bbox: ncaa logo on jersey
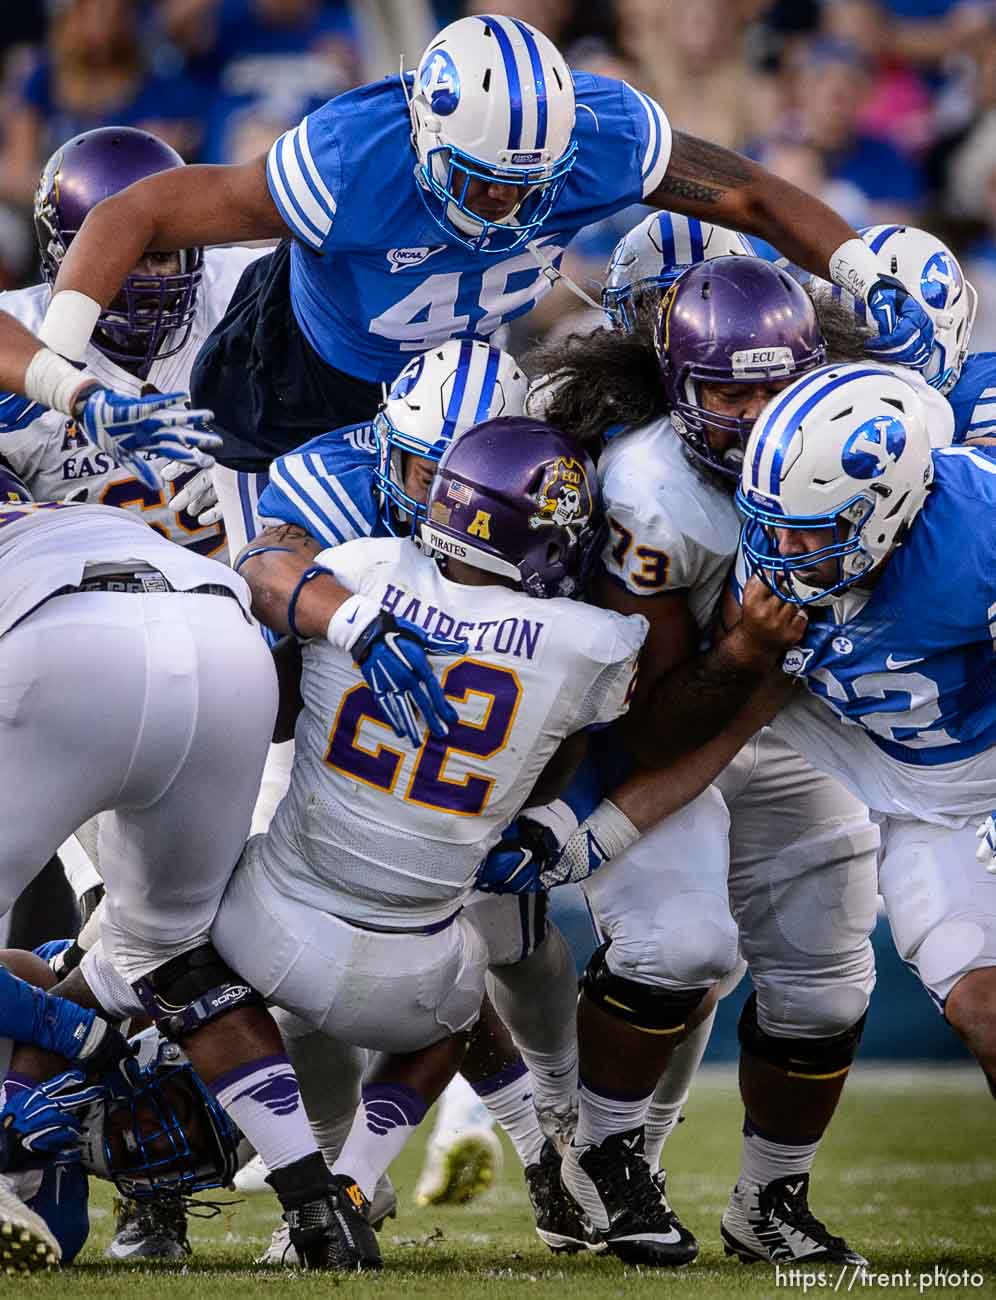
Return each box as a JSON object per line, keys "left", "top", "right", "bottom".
{"left": 920, "top": 251, "right": 962, "bottom": 310}
{"left": 420, "top": 49, "right": 461, "bottom": 116}
{"left": 782, "top": 647, "right": 814, "bottom": 675}
{"left": 841, "top": 416, "right": 906, "bottom": 480}
{"left": 387, "top": 246, "right": 446, "bottom": 273}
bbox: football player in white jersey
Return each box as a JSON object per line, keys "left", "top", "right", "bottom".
{"left": 489, "top": 251, "right": 884, "bottom": 1268}
{"left": 218, "top": 417, "right": 648, "bottom": 1272}
{"left": 0, "top": 125, "right": 267, "bottom": 555}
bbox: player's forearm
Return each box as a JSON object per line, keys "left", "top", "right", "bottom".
{"left": 0, "top": 310, "right": 97, "bottom": 414}
{"left": 624, "top": 627, "right": 775, "bottom": 767}
{"left": 236, "top": 525, "right": 353, "bottom": 638}
{"left": 611, "top": 669, "right": 795, "bottom": 828}
{"left": 648, "top": 131, "right": 855, "bottom": 281}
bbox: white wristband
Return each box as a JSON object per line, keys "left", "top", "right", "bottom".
{"left": 38, "top": 289, "right": 102, "bottom": 363}
{"left": 326, "top": 592, "right": 382, "bottom": 655}
{"left": 828, "top": 238, "right": 885, "bottom": 304}
{"left": 23, "top": 347, "right": 98, "bottom": 417}
{"left": 583, "top": 798, "right": 641, "bottom": 860}
{"left": 522, "top": 799, "right": 580, "bottom": 847}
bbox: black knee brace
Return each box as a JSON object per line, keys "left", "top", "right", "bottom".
{"left": 582, "top": 941, "right": 709, "bottom": 1034}
{"left": 738, "top": 992, "right": 867, "bottom": 1079}
{"left": 133, "top": 943, "right": 263, "bottom": 1041}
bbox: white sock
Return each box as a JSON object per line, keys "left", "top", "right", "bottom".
{"left": 739, "top": 1127, "right": 821, "bottom": 1187}
{"left": 645, "top": 1007, "right": 717, "bottom": 1169}
{"left": 211, "top": 1055, "right": 318, "bottom": 1174}
{"left": 473, "top": 1063, "right": 543, "bottom": 1167}
{"left": 332, "top": 1083, "right": 428, "bottom": 1201}
{"left": 575, "top": 1080, "right": 651, "bottom": 1149}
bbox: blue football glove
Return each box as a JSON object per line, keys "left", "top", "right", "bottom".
{"left": 0, "top": 390, "right": 45, "bottom": 431}
{"left": 37, "top": 994, "right": 133, "bottom": 1078}
{"left": 78, "top": 388, "right": 220, "bottom": 491}
{"left": 0, "top": 1070, "right": 104, "bottom": 1169}
{"left": 976, "top": 812, "right": 996, "bottom": 872}
{"left": 864, "top": 275, "right": 935, "bottom": 370}
{"left": 351, "top": 611, "right": 468, "bottom": 747}
{"left": 32, "top": 939, "right": 73, "bottom": 965}
{"left": 477, "top": 815, "right": 566, "bottom": 894}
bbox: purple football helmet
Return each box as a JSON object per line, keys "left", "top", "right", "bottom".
{"left": 34, "top": 126, "right": 202, "bottom": 370}
{"left": 659, "top": 257, "right": 825, "bottom": 482}
{"left": 420, "top": 417, "right": 601, "bottom": 599}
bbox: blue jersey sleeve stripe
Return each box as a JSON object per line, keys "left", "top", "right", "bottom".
{"left": 286, "top": 132, "right": 336, "bottom": 240}
{"left": 280, "top": 456, "right": 365, "bottom": 543}
{"left": 295, "top": 118, "right": 337, "bottom": 222}
{"left": 509, "top": 17, "right": 547, "bottom": 149}
{"left": 301, "top": 451, "right": 372, "bottom": 537}
{"left": 269, "top": 458, "right": 349, "bottom": 548}
{"left": 632, "top": 88, "right": 671, "bottom": 196}
{"left": 267, "top": 133, "right": 325, "bottom": 249}
{"left": 483, "top": 16, "right": 523, "bottom": 149}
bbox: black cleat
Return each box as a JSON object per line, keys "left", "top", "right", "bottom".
{"left": 284, "top": 1174, "right": 382, "bottom": 1272}
{"left": 721, "top": 1174, "right": 867, "bottom": 1266}
{"left": 105, "top": 1196, "right": 190, "bottom": 1261}
{"left": 561, "top": 1127, "right": 699, "bottom": 1267}
{"left": 524, "top": 1139, "right": 590, "bottom": 1254}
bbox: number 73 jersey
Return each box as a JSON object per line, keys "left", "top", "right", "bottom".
{"left": 257, "top": 537, "right": 647, "bottom": 930}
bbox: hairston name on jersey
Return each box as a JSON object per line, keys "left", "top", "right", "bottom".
{"left": 381, "top": 581, "right": 544, "bottom": 661}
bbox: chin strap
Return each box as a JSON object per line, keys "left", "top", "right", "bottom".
{"left": 525, "top": 240, "right": 605, "bottom": 315}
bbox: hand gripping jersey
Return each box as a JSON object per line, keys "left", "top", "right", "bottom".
{"left": 255, "top": 536, "right": 646, "bottom": 929}
{"left": 0, "top": 247, "right": 265, "bottom": 557}
{"left": 946, "top": 352, "right": 996, "bottom": 444}
{"left": 0, "top": 501, "right": 250, "bottom": 639}
{"left": 256, "top": 421, "right": 380, "bottom": 547}
{"left": 742, "top": 446, "right": 996, "bottom": 823}
{"left": 265, "top": 71, "right": 670, "bottom": 382}
{"left": 598, "top": 416, "right": 742, "bottom": 634}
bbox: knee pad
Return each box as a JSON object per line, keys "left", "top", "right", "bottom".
{"left": 751, "top": 943, "right": 875, "bottom": 1040}
{"left": 582, "top": 941, "right": 709, "bottom": 1034}
{"left": 133, "top": 943, "right": 263, "bottom": 1040}
{"left": 601, "top": 910, "right": 739, "bottom": 991}
{"left": 738, "top": 991, "right": 867, "bottom": 1079}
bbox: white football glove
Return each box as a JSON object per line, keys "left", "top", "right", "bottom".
{"left": 161, "top": 462, "right": 222, "bottom": 526}
{"left": 976, "top": 813, "right": 996, "bottom": 872}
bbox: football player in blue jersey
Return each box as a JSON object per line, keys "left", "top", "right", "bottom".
{"left": 29, "top": 13, "right": 933, "bottom": 486}
{"left": 737, "top": 362, "right": 996, "bottom": 1118}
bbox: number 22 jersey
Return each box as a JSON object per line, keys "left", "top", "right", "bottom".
{"left": 256, "top": 536, "right": 647, "bottom": 929}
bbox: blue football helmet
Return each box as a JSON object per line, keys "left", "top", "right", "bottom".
{"left": 80, "top": 1033, "right": 239, "bottom": 1201}
{"left": 408, "top": 16, "right": 577, "bottom": 253}
{"left": 602, "top": 211, "right": 754, "bottom": 332}
{"left": 374, "top": 337, "right": 528, "bottom": 537}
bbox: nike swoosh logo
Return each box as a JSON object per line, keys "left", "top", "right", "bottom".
{"left": 345, "top": 608, "right": 359, "bottom": 625}
{"left": 886, "top": 654, "right": 923, "bottom": 670}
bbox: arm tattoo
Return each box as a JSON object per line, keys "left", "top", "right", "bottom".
{"left": 256, "top": 522, "right": 321, "bottom": 553}
{"left": 652, "top": 131, "right": 754, "bottom": 208}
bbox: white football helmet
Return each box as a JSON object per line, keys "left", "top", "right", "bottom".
{"left": 861, "top": 225, "right": 977, "bottom": 394}
{"left": 738, "top": 362, "right": 933, "bottom": 605}
{"left": 375, "top": 338, "right": 528, "bottom": 535}
{"left": 602, "top": 210, "right": 754, "bottom": 331}
{"left": 408, "top": 15, "right": 577, "bottom": 253}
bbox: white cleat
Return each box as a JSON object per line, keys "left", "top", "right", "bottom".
{"left": 413, "top": 1127, "right": 503, "bottom": 1207}
{"left": 234, "top": 1153, "right": 272, "bottom": 1194}
{"left": 721, "top": 1175, "right": 867, "bottom": 1266}
{"left": 0, "top": 1174, "right": 61, "bottom": 1275}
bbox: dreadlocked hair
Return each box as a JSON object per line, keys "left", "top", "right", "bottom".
{"left": 524, "top": 322, "right": 664, "bottom": 444}
{"left": 809, "top": 286, "right": 874, "bottom": 363}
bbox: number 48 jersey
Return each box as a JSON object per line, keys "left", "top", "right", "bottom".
{"left": 257, "top": 536, "right": 647, "bottom": 929}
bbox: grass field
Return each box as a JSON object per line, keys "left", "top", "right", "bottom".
{"left": 16, "top": 1065, "right": 996, "bottom": 1298}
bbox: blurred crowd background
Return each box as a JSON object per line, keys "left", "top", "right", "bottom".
{"left": 3, "top": 0, "right": 996, "bottom": 346}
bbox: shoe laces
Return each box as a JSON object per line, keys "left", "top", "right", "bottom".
{"left": 768, "top": 1179, "right": 847, "bottom": 1250}
{"left": 590, "top": 1138, "right": 671, "bottom": 1224}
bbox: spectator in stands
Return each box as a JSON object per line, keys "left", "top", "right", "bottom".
{"left": 0, "top": 0, "right": 201, "bottom": 205}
